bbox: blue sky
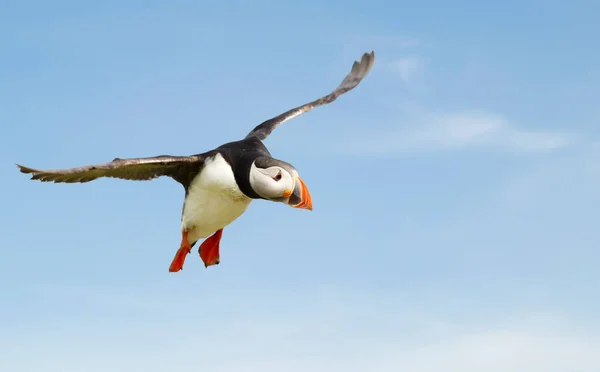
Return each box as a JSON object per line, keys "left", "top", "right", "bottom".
{"left": 2, "top": 1, "right": 600, "bottom": 371}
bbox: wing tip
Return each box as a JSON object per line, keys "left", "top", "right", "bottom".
{"left": 15, "top": 163, "right": 34, "bottom": 174}
{"left": 335, "top": 49, "right": 376, "bottom": 92}
{"left": 358, "top": 50, "right": 375, "bottom": 73}
{"left": 16, "top": 163, "right": 56, "bottom": 182}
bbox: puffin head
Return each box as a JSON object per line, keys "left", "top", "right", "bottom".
{"left": 248, "top": 156, "right": 312, "bottom": 210}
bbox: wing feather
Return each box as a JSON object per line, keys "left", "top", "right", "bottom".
{"left": 16, "top": 154, "right": 205, "bottom": 185}
{"left": 245, "top": 50, "right": 375, "bottom": 141}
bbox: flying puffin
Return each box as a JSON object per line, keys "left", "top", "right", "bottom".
{"left": 16, "top": 51, "right": 375, "bottom": 272}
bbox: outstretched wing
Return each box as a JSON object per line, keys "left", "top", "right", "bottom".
{"left": 16, "top": 154, "right": 205, "bottom": 185}
{"left": 245, "top": 50, "right": 375, "bottom": 141}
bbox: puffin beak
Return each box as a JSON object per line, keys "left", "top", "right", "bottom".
{"left": 288, "top": 176, "right": 312, "bottom": 210}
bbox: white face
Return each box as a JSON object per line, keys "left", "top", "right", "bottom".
{"left": 249, "top": 162, "right": 297, "bottom": 201}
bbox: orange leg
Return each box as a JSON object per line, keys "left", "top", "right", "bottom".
{"left": 169, "top": 230, "right": 192, "bottom": 272}
{"left": 199, "top": 229, "right": 223, "bottom": 268}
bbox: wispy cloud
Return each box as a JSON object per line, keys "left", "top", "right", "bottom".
{"left": 349, "top": 110, "right": 575, "bottom": 155}
{"left": 391, "top": 56, "right": 425, "bottom": 83}
{"left": 7, "top": 321, "right": 599, "bottom": 372}
{"left": 3, "top": 286, "right": 600, "bottom": 372}
{"left": 334, "top": 43, "right": 579, "bottom": 156}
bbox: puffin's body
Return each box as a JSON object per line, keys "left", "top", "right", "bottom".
{"left": 16, "top": 51, "right": 375, "bottom": 272}
{"left": 175, "top": 137, "right": 278, "bottom": 269}
{"left": 182, "top": 151, "right": 252, "bottom": 243}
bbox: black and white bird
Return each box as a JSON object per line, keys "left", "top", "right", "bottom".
{"left": 16, "top": 51, "right": 375, "bottom": 272}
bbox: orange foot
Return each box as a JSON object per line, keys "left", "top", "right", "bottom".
{"left": 199, "top": 229, "right": 223, "bottom": 268}
{"left": 169, "top": 230, "right": 192, "bottom": 272}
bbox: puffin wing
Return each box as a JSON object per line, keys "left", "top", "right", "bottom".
{"left": 245, "top": 50, "right": 375, "bottom": 141}
{"left": 16, "top": 155, "right": 205, "bottom": 185}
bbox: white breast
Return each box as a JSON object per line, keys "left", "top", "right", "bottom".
{"left": 181, "top": 153, "right": 252, "bottom": 243}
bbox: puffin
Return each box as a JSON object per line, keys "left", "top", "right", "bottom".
{"left": 16, "top": 50, "right": 375, "bottom": 272}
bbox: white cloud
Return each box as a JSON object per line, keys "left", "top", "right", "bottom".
{"left": 351, "top": 110, "right": 574, "bottom": 155}
{"left": 390, "top": 327, "right": 600, "bottom": 372}
{"left": 2, "top": 286, "right": 600, "bottom": 372}
{"left": 391, "top": 56, "right": 424, "bottom": 83}
{"left": 3, "top": 310, "right": 600, "bottom": 372}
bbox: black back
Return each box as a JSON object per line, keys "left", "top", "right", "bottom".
{"left": 208, "top": 137, "right": 272, "bottom": 200}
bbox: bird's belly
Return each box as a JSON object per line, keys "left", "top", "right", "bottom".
{"left": 182, "top": 189, "right": 252, "bottom": 242}
{"left": 180, "top": 153, "right": 252, "bottom": 243}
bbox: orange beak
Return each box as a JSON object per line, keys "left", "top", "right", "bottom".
{"left": 289, "top": 176, "right": 313, "bottom": 211}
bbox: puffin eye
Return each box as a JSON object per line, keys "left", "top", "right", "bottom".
{"left": 273, "top": 171, "right": 282, "bottom": 181}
